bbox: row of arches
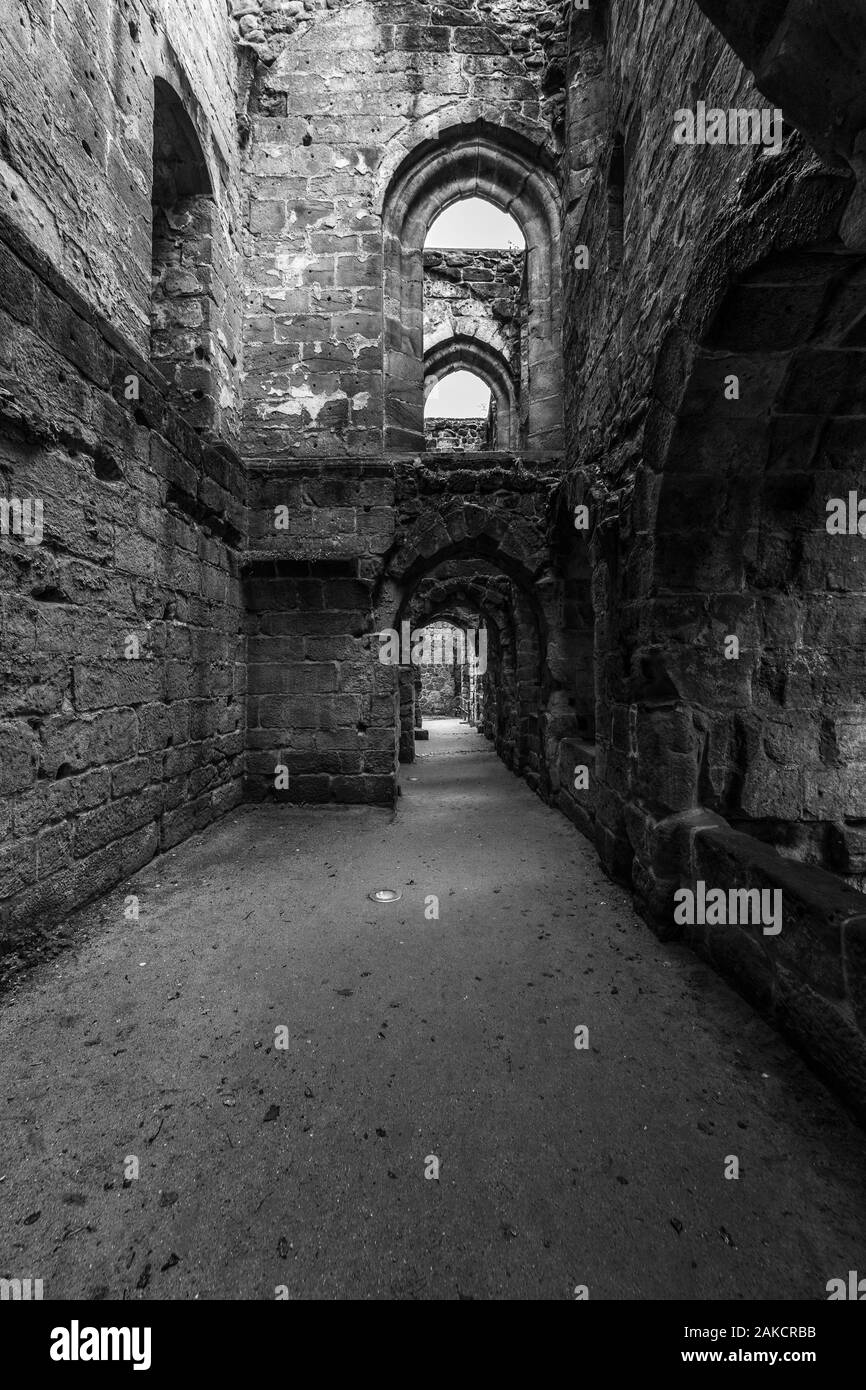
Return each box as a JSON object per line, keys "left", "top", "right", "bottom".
{"left": 385, "top": 213, "right": 866, "bottom": 904}
{"left": 629, "top": 228, "right": 866, "bottom": 887}
{"left": 375, "top": 479, "right": 592, "bottom": 798}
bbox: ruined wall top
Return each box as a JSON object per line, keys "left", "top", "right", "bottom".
{"left": 241, "top": 0, "right": 569, "bottom": 461}
{"left": 1, "top": 0, "right": 240, "bottom": 358}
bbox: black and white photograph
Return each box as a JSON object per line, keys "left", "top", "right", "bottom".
{"left": 0, "top": 0, "right": 864, "bottom": 1350}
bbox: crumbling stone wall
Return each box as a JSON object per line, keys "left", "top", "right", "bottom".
{"left": 0, "top": 0, "right": 244, "bottom": 441}
{"left": 0, "top": 215, "right": 246, "bottom": 963}
{"left": 426, "top": 417, "right": 490, "bottom": 451}
{"left": 0, "top": 0, "right": 246, "bottom": 958}
{"left": 423, "top": 249, "right": 523, "bottom": 369}
{"left": 236, "top": 0, "right": 568, "bottom": 810}
{"left": 241, "top": 0, "right": 568, "bottom": 458}
{"left": 556, "top": 0, "right": 866, "bottom": 1105}
{"left": 561, "top": 0, "right": 860, "bottom": 888}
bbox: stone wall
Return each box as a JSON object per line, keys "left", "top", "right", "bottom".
{"left": 0, "top": 0, "right": 245, "bottom": 441}
{"left": 562, "top": 0, "right": 814, "bottom": 472}
{"left": 0, "top": 0, "right": 246, "bottom": 959}
{"left": 244, "top": 460, "right": 399, "bottom": 804}
{"left": 694, "top": 0, "right": 866, "bottom": 245}
{"left": 0, "top": 211, "right": 246, "bottom": 963}
{"left": 418, "top": 624, "right": 463, "bottom": 716}
{"left": 561, "top": 0, "right": 863, "bottom": 894}
{"left": 243, "top": 556, "right": 399, "bottom": 806}
{"left": 425, "top": 417, "right": 490, "bottom": 451}
{"left": 423, "top": 248, "right": 523, "bottom": 368}
{"left": 554, "top": 0, "right": 866, "bottom": 1110}
{"left": 241, "top": 0, "right": 567, "bottom": 459}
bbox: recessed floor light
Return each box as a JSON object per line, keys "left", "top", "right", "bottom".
{"left": 368, "top": 889, "right": 402, "bottom": 903}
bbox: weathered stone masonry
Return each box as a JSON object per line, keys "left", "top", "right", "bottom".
{"left": 2, "top": 0, "right": 866, "bottom": 1117}
{"left": 0, "top": 207, "right": 246, "bottom": 966}
{"left": 0, "top": 0, "right": 247, "bottom": 973}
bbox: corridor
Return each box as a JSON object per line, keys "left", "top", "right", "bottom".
{"left": 1, "top": 721, "right": 863, "bottom": 1300}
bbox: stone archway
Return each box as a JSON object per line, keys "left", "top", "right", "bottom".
{"left": 377, "top": 459, "right": 562, "bottom": 788}
{"left": 423, "top": 335, "right": 519, "bottom": 451}
{"left": 587, "top": 159, "right": 859, "bottom": 890}
{"left": 638, "top": 239, "right": 866, "bottom": 887}
{"left": 404, "top": 565, "right": 524, "bottom": 770}
{"left": 394, "top": 556, "right": 546, "bottom": 787}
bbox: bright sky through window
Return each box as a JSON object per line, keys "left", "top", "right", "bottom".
{"left": 425, "top": 197, "right": 525, "bottom": 250}
{"left": 425, "top": 370, "right": 492, "bottom": 418}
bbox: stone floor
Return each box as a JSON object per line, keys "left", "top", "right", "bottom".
{"left": 0, "top": 720, "right": 863, "bottom": 1300}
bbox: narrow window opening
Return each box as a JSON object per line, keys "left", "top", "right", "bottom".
{"left": 150, "top": 78, "right": 216, "bottom": 431}
{"left": 424, "top": 370, "right": 492, "bottom": 451}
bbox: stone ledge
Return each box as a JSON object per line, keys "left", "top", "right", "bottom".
{"left": 637, "top": 807, "right": 866, "bottom": 1119}
{"left": 243, "top": 556, "right": 362, "bottom": 578}
{"left": 0, "top": 219, "right": 248, "bottom": 542}
{"left": 243, "top": 451, "right": 566, "bottom": 474}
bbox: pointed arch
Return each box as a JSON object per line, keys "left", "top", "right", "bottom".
{"left": 424, "top": 335, "right": 518, "bottom": 450}
{"left": 382, "top": 121, "right": 563, "bottom": 452}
